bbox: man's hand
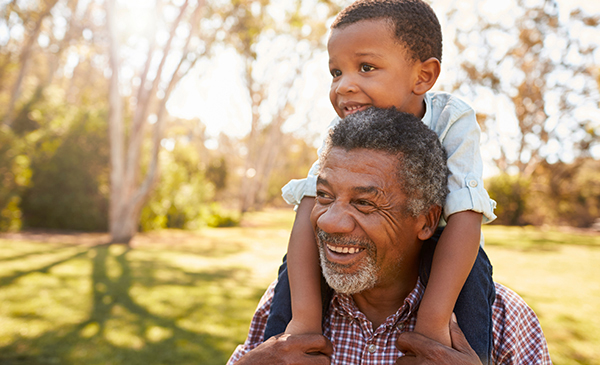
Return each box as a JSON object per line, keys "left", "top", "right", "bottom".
{"left": 395, "top": 314, "right": 482, "bottom": 365}
{"left": 237, "top": 333, "right": 333, "bottom": 365}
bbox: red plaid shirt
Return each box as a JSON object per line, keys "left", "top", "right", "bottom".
{"left": 228, "top": 280, "right": 552, "bottom": 364}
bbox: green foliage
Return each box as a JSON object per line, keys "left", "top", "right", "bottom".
{"left": 527, "top": 159, "right": 600, "bottom": 227}
{"left": 486, "top": 159, "right": 600, "bottom": 227}
{"left": 205, "top": 203, "right": 240, "bottom": 228}
{"left": 20, "top": 110, "right": 110, "bottom": 231}
{"left": 486, "top": 173, "right": 531, "bottom": 225}
{"left": 0, "top": 127, "right": 31, "bottom": 231}
{"left": 206, "top": 157, "right": 228, "bottom": 193}
{"left": 140, "top": 143, "right": 239, "bottom": 231}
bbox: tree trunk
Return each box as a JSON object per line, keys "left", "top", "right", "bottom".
{"left": 106, "top": 0, "right": 128, "bottom": 243}
{"left": 105, "top": 0, "right": 201, "bottom": 244}
{"left": 2, "top": 0, "right": 59, "bottom": 127}
{"left": 239, "top": 67, "right": 263, "bottom": 213}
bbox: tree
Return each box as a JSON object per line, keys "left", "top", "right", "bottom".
{"left": 1, "top": 0, "right": 60, "bottom": 127}
{"left": 20, "top": 110, "right": 110, "bottom": 231}
{"left": 528, "top": 158, "right": 600, "bottom": 227}
{"left": 446, "top": 0, "right": 600, "bottom": 176}
{"left": 218, "top": 0, "right": 340, "bottom": 213}
{"left": 105, "top": 0, "right": 215, "bottom": 243}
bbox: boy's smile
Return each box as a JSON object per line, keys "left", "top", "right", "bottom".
{"left": 328, "top": 19, "right": 426, "bottom": 119}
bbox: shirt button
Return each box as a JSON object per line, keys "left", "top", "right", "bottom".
{"left": 396, "top": 323, "right": 405, "bottom": 330}
{"left": 468, "top": 180, "right": 478, "bottom": 188}
{"left": 367, "top": 344, "right": 377, "bottom": 353}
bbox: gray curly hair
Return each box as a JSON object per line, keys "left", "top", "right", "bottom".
{"left": 320, "top": 107, "right": 449, "bottom": 217}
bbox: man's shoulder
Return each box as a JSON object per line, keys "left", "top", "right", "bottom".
{"left": 227, "top": 281, "right": 276, "bottom": 364}
{"left": 492, "top": 283, "right": 538, "bottom": 333}
{"left": 494, "top": 283, "right": 532, "bottom": 310}
{"left": 491, "top": 283, "right": 552, "bottom": 364}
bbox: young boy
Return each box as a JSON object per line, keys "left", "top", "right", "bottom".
{"left": 264, "top": 0, "right": 497, "bottom": 363}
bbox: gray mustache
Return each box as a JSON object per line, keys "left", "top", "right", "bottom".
{"left": 316, "top": 229, "right": 373, "bottom": 250}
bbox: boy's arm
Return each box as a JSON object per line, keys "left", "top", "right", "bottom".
{"left": 414, "top": 210, "right": 482, "bottom": 346}
{"left": 280, "top": 117, "right": 341, "bottom": 335}
{"left": 285, "top": 197, "right": 323, "bottom": 334}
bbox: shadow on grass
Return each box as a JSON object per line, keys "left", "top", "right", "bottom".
{"left": 0, "top": 245, "right": 85, "bottom": 263}
{"left": 0, "top": 243, "right": 263, "bottom": 365}
{"left": 0, "top": 250, "right": 89, "bottom": 287}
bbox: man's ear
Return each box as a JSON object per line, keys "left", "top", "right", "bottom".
{"left": 416, "top": 205, "right": 442, "bottom": 241}
{"left": 413, "top": 57, "right": 441, "bottom": 96}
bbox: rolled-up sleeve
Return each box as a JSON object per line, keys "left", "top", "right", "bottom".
{"left": 281, "top": 117, "right": 341, "bottom": 206}
{"left": 431, "top": 95, "right": 497, "bottom": 223}
{"left": 281, "top": 160, "right": 320, "bottom": 206}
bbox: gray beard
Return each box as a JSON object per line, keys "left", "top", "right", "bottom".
{"left": 316, "top": 229, "right": 379, "bottom": 295}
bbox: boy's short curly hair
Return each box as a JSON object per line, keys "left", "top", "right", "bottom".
{"left": 331, "top": 0, "right": 442, "bottom": 63}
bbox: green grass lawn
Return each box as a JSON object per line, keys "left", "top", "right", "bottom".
{"left": 482, "top": 225, "right": 600, "bottom": 365}
{"left": 0, "top": 209, "right": 598, "bottom": 364}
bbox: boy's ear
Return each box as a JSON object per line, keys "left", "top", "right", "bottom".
{"left": 413, "top": 57, "right": 441, "bottom": 96}
{"left": 416, "top": 205, "right": 442, "bottom": 241}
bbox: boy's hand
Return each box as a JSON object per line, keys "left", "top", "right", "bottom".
{"left": 285, "top": 317, "right": 323, "bottom": 335}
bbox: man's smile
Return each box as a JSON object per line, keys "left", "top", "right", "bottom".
{"left": 317, "top": 229, "right": 373, "bottom": 267}
{"left": 325, "top": 244, "right": 367, "bottom": 266}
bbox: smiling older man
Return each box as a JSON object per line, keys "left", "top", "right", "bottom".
{"left": 228, "top": 108, "right": 551, "bottom": 365}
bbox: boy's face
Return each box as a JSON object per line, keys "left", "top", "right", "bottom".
{"left": 328, "top": 19, "right": 425, "bottom": 119}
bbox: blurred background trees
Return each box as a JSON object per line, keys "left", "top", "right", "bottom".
{"left": 0, "top": 0, "right": 599, "bottom": 238}
{"left": 440, "top": 0, "right": 600, "bottom": 227}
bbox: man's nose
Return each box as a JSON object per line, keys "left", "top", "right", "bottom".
{"left": 316, "top": 202, "right": 356, "bottom": 234}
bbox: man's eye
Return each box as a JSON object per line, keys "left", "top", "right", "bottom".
{"left": 354, "top": 200, "right": 376, "bottom": 213}
{"left": 316, "top": 191, "right": 333, "bottom": 204}
{"left": 360, "top": 64, "right": 375, "bottom": 72}
{"left": 330, "top": 69, "right": 342, "bottom": 78}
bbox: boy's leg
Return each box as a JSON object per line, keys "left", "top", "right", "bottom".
{"left": 264, "top": 255, "right": 292, "bottom": 340}
{"left": 419, "top": 229, "right": 495, "bottom": 365}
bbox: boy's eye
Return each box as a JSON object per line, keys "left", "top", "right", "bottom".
{"left": 330, "top": 69, "right": 342, "bottom": 78}
{"left": 360, "top": 64, "right": 375, "bottom": 72}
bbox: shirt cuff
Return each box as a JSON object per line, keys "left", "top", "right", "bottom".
{"left": 444, "top": 177, "right": 497, "bottom": 224}
{"left": 281, "top": 175, "right": 317, "bottom": 206}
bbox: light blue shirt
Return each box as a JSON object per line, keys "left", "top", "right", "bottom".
{"left": 282, "top": 91, "right": 497, "bottom": 226}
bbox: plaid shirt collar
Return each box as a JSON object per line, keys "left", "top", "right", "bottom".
{"left": 331, "top": 278, "right": 424, "bottom": 331}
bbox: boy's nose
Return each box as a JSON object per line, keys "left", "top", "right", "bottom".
{"left": 316, "top": 202, "right": 356, "bottom": 235}
{"left": 335, "top": 75, "right": 358, "bottom": 94}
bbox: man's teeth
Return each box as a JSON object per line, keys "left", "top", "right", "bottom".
{"left": 327, "top": 244, "right": 362, "bottom": 254}
{"left": 346, "top": 105, "right": 360, "bottom": 111}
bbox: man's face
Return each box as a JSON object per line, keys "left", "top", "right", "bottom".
{"left": 327, "top": 19, "right": 424, "bottom": 120}
{"left": 310, "top": 147, "right": 425, "bottom": 294}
